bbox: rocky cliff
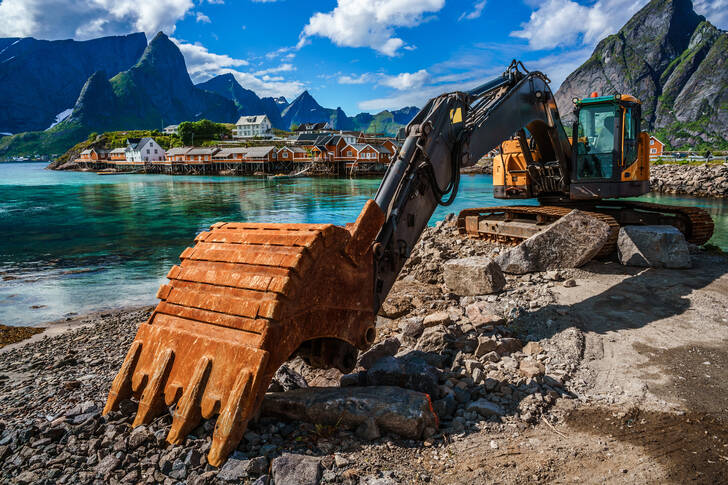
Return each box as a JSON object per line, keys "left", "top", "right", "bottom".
{"left": 0, "top": 33, "right": 147, "bottom": 134}
{"left": 554, "top": 0, "right": 728, "bottom": 149}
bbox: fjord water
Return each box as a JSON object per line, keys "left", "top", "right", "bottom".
{"left": 1, "top": 162, "right": 726, "bottom": 327}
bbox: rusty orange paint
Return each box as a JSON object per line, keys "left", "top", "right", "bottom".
{"left": 104, "top": 199, "right": 386, "bottom": 467}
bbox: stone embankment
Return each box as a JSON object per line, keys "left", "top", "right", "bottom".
{"left": 650, "top": 162, "right": 728, "bottom": 198}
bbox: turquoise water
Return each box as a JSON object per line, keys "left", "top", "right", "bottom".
{"left": 1, "top": 162, "right": 726, "bottom": 326}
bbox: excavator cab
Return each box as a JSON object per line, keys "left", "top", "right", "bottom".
{"left": 569, "top": 93, "right": 650, "bottom": 199}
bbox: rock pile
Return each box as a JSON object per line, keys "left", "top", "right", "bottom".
{"left": 650, "top": 163, "right": 728, "bottom": 198}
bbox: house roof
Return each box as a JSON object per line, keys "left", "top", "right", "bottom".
{"left": 347, "top": 143, "right": 368, "bottom": 152}
{"left": 166, "top": 147, "right": 191, "bottom": 156}
{"left": 368, "top": 144, "right": 392, "bottom": 154}
{"left": 278, "top": 146, "right": 307, "bottom": 154}
{"left": 214, "top": 148, "right": 248, "bottom": 158}
{"left": 649, "top": 135, "right": 664, "bottom": 145}
{"left": 109, "top": 148, "right": 126, "bottom": 154}
{"left": 164, "top": 124, "right": 179, "bottom": 130}
{"left": 126, "top": 137, "right": 158, "bottom": 151}
{"left": 295, "top": 122, "right": 330, "bottom": 132}
{"left": 289, "top": 133, "right": 320, "bottom": 143}
{"left": 187, "top": 147, "right": 220, "bottom": 155}
{"left": 236, "top": 115, "right": 269, "bottom": 125}
{"left": 80, "top": 149, "right": 92, "bottom": 155}
{"left": 245, "top": 146, "right": 276, "bottom": 158}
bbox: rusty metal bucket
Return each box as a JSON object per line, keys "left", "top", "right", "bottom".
{"left": 103, "top": 200, "right": 385, "bottom": 466}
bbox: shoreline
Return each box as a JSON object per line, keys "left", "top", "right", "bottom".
{"left": 0, "top": 305, "right": 154, "bottom": 354}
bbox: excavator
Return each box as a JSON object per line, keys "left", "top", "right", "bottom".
{"left": 103, "top": 60, "right": 714, "bottom": 466}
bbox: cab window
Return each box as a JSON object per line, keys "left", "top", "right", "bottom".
{"left": 623, "top": 107, "right": 638, "bottom": 165}
{"left": 575, "top": 103, "right": 617, "bottom": 179}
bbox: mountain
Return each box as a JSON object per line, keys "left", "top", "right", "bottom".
{"left": 555, "top": 0, "right": 728, "bottom": 149}
{"left": 0, "top": 32, "right": 237, "bottom": 157}
{"left": 197, "top": 74, "right": 285, "bottom": 128}
{"left": 280, "top": 90, "right": 333, "bottom": 128}
{"left": 264, "top": 96, "right": 289, "bottom": 112}
{"left": 0, "top": 33, "right": 147, "bottom": 134}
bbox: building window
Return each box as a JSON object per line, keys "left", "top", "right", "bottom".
{"left": 650, "top": 139, "right": 654, "bottom": 145}
{"left": 347, "top": 150, "right": 352, "bottom": 157}
{"left": 650, "top": 148, "right": 656, "bottom": 154}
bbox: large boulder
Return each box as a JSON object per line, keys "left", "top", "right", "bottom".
{"left": 365, "top": 354, "right": 441, "bottom": 397}
{"left": 617, "top": 225, "right": 691, "bottom": 268}
{"left": 261, "top": 386, "right": 439, "bottom": 439}
{"left": 443, "top": 257, "right": 506, "bottom": 295}
{"left": 495, "top": 210, "right": 611, "bottom": 273}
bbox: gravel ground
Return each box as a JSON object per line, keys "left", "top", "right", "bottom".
{"left": 1, "top": 221, "right": 726, "bottom": 484}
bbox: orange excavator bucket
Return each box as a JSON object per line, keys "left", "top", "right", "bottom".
{"left": 103, "top": 200, "right": 385, "bottom": 466}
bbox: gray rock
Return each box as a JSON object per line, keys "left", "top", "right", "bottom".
{"left": 95, "top": 454, "right": 121, "bottom": 477}
{"left": 262, "top": 386, "right": 438, "bottom": 439}
{"left": 355, "top": 418, "right": 381, "bottom": 440}
{"left": 366, "top": 354, "right": 440, "bottom": 396}
{"left": 475, "top": 337, "right": 498, "bottom": 357}
{"left": 252, "top": 475, "right": 270, "bottom": 485}
{"left": 218, "top": 457, "right": 259, "bottom": 482}
{"left": 467, "top": 399, "right": 505, "bottom": 417}
{"left": 617, "top": 225, "right": 691, "bottom": 268}
{"left": 271, "top": 453, "right": 322, "bottom": 485}
{"left": 443, "top": 257, "right": 506, "bottom": 295}
{"left": 401, "top": 318, "right": 424, "bottom": 341}
{"left": 432, "top": 394, "right": 457, "bottom": 418}
{"left": 268, "top": 364, "right": 308, "bottom": 392}
{"left": 358, "top": 337, "right": 401, "bottom": 369}
{"left": 415, "top": 325, "right": 457, "bottom": 353}
{"left": 496, "top": 210, "right": 611, "bottom": 273}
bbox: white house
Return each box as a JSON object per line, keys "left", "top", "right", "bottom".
{"left": 163, "top": 124, "right": 179, "bottom": 135}
{"left": 234, "top": 115, "right": 272, "bottom": 139}
{"left": 125, "top": 137, "right": 166, "bottom": 163}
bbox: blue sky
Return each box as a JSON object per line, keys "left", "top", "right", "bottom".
{"left": 1, "top": 0, "right": 726, "bottom": 115}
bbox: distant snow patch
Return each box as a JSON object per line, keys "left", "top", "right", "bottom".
{"left": 46, "top": 109, "right": 73, "bottom": 130}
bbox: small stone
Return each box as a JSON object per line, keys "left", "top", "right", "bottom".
{"left": 483, "top": 351, "right": 500, "bottom": 363}
{"left": 271, "top": 453, "right": 323, "bottom": 485}
{"left": 519, "top": 360, "right": 545, "bottom": 378}
{"left": 444, "top": 257, "right": 506, "bottom": 296}
{"left": 563, "top": 278, "right": 577, "bottom": 287}
{"left": 475, "top": 337, "right": 497, "bottom": 357}
{"left": 401, "top": 317, "right": 425, "bottom": 341}
{"left": 467, "top": 399, "right": 505, "bottom": 417}
{"left": 490, "top": 440, "right": 499, "bottom": 449}
{"left": 95, "top": 454, "right": 120, "bottom": 477}
{"left": 522, "top": 342, "right": 543, "bottom": 355}
{"left": 423, "top": 311, "right": 451, "bottom": 327}
{"left": 358, "top": 337, "right": 401, "bottom": 369}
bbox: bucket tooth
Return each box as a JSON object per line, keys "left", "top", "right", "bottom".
{"left": 209, "top": 368, "right": 256, "bottom": 467}
{"left": 103, "top": 340, "right": 142, "bottom": 414}
{"left": 132, "top": 348, "right": 175, "bottom": 427}
{"left": 167, "top": 356, "right": 212, "bottom": 445}
{"left": 105, "top": 199, "right": 386, "bottom": 466}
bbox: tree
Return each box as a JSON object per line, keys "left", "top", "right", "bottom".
{"left": 177, "top": 120, "right": 231, "bottom": 145}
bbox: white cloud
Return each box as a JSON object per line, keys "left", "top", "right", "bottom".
{"left": 0, "top": 0, "right": 194, "bottom": 39}
{"left": 512, "top": 0, "right": 728, "bottom": 51}
{"left": 694, "top": 0, "right": 728, "bottom": 28}
{"left": 338, "top": 73, "right": 375, "bottom": 84}
{"left": 173, "top": 38, "right": 249, "bottom": 80}
{"left": 459, "top": 1, "right": 486, "bottom": 21}
{"left": 379, "top": 69, "right": 430, "bottom": 90}
{"left": 196, "top": 12, "right": 211, "bottom": 23}
{"left": 298, "top": 0, "right": 445, "bottom": 56}
{"left": 172, "top": 38, "right": 303, "bottom": 99}
{"left": 254, "top": 63, "right": 295, "bottom": 76}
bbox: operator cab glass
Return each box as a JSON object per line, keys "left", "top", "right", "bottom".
{"left": 575, "top": 102, "right": 618, "bottom": 180}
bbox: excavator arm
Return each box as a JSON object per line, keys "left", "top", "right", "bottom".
{"left": 104, "top": 60, "right": 574, "bottom": 466}
{"left": 372, "top": 61, "right": 572, "bottom": 308}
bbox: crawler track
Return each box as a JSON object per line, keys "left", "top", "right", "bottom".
{"left": 457, "top": 201, "right": 714, "bottom": 257}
